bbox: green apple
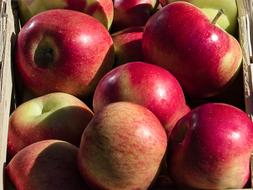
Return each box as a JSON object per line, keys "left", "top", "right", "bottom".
{"left": 7, "top": 92, "right": 94, "bottom": 158}
{"left": 165, "top": 0, "right": 238, "bottom": 35}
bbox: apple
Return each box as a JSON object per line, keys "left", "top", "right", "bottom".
{"left": 167, "top": 103, "right": 253, "bottom": 189}
{"left": 78, "top": 102, "right": 167, "bottom": 189}
{"left": 112, "top": 26, "right": 144, "bottom": 66}
{"left": 7, "top": 92, "right": 94, "bottom": 158}
{"left": 18, "top": 0, "right": 114, "bottom": 29}
{"left": 93, "top": 61, "right": 190, "bottom": 136}
{"left": 142, "top": 2, "right": 242, "bottom": 98}
{"left": 112, "top": 0, "right": 158, "bottom": 31}
{"left": 6, "top": 140, "right": 89, "bottom": 190}
{"left": 15, "top": 9, "right": 114, "bottom": 98}
{"left": 162, "top": 0, "right": 238, "bottom": 35}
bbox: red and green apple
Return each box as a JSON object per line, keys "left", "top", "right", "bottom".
{"left": 93, "top": 61, "right": 190, "bottom": 135}
{"left": 6, "top": 140, "right": 89, "bottom": 190}
{"left": 142, "top": 2, "right": 242, "bottom": 98}
{"left": 18, "top": 0, "right": 114, "bottom": 29}
{"left": 78, "top": 102, "right": 167, "bottom": 189}
{"left": 8, "top": 92, "right": 94, "bottom": 157}
{"left": 15, "top": 9, "right": 114, "bottom": 98}
{"left": 168, "top": 103, "right": 253, "bottom": 189}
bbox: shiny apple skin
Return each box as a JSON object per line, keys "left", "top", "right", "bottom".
{"left": 142, "top": 2, "right": 242, "bottom": 98}
{"left": 93, "top": 61, "right": 189, "bottom": 135}
{"left": 78, "top": 102, "right": 167, "bottom": 190}
{"left": 18, "top": 0, "right": 114, "bottom": 29}
{"left": 165, "top": 0, "right": 238, "bottom": 35}
{"left": 113, "top": 0, "right": 157, "bottom": 30}
{"left": 6, "top": 140, "right": 89, "bottom": 190}
{"left": 168, "top": 103, "right": 253, "bottom": 189}
{"left": 112, "top": 26, "right": 144, "bottom": 65}
{"left": 15, "top": 9, "right": 114, "bottom": 98}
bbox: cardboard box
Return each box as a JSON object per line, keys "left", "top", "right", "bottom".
{"left": 0, "top": 0, "right": 13, "bottom": 189}
{"left": 1, "top": 0, "right": 253, "bottom": 189}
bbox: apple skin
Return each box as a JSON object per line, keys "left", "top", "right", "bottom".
{"left": 142, "top": 2, "right": 242, "bottom": 98}
{"left": 6, "top": 140, "right": 89, "bottom": 190}
{"left": 164, "top": 0, "right": 238, "bottom": 35}
{"left": 167, "top": 103, "right": 253, "bottom": 189}
{"left": 112, "top": 0, "right": 158, "bottom": 31}
{"left": 93, "top": 61, "right": 190, "bottom": 136}
{"left": 18, "top": 0, "right": 114, "bottom": 29}
{"left": 78, "top": 102, "right": 167, "bottom": 190}
{"left": 15, "top": 9, "right": 114, "bottom": 98}
{"left": 7, "top": 92, "right": 94, "bottom": 158}
{"left": 112, "top": 26, "right": 144, "bottom": 66}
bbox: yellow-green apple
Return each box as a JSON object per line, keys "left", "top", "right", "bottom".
{"left": 18, "top": 0, "right": 114, "bottom": 29}
{"left": 7, "top": 92, "right": 94, "bottom": 158}
{"left": 93, "top": 61, "right": 190, "bottom": 136}
{"left": 112, "top": 27, "right": 144, "bottom": 65}
{"left": 6, "top": 140, "right": 89, "bottom": 190}
{"left": 78, "top": 102, "right": 167, "bottom": 189}
{"left": 15, "top": 9, "right": 114, "bottom": 98}
{"left": 142, "top": 2, "right": 242, "bottom": 98}
{"left": 168, "top": 103, "right": 253, "bottom": 189}
{"left": 112, "top": 0, "right": 158, "bottom": 31}
{"left": 162, "top": 0, "right": 238, "bottom": 35}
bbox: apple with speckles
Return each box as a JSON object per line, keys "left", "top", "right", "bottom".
{"left": 17, "top": 0, "right": 114, "bottom": 29}
{"left": 78, "top": 102, "right": 167, "bottom": 189}
{"left": 6, "top": 140, "right": 89, "bottom": 190}
{"left": 112, "top": 0, "right": 158, "bottom": 31}
{"left": 168, "top": 103, "right": 253, "bottom": 189}
{"left": 93, "top": 61, "right": 190, "bottom": 136}
{"left": 7, "top": 92, "right": 94, "bottom": 158}
{"left": 15, "top": 9, "right": 114, "bottom": 98}
{"left": 112, "top": 27, "right": 144, "bottom": 66}
{"left": 142, "top": 2, "right": 242, "bottom": 98}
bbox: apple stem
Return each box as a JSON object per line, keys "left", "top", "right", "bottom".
{"left": 211, "top": 9, "right": 224, "bottom": 25}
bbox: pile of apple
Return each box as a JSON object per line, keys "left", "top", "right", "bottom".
{"left": 4, "top": 0, "right": 253, "bottom": 189}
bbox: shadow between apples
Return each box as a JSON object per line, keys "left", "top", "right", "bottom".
{"left": 111, "top": 3, "right": 155, "bottom": 33}
{"left": 83, "top": 44, "right": 115, "bottom": 109}
{"left": 36, "top": 106, "right": 93, "bottom": 145}
{"left": 114, "top": 39, "right": 144, "bottom": 66}
{"left": 186, "top": 64, "right": 245, "bottom": 111}
{"left": 27, "top": 142, "right": 90, "bottom": 190}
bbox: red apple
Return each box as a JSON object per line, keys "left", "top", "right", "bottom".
{"left": 93, "top": 61, "right": 190, "bottom": 135}
{"left": 161, "top": 0, "right": 238, "bottom": 35}
{"left": 6, "top": 140, "right": 89, "bottom": 190}
{"left": 168, "top": 103, "right": 253, "bottom": 189}
{"left": 7, "top": 92, "right": 94, "bottom": 157}
{"left": 78, "top": 102, "right": 167, "bottom": 189}
{"left": 112, "top": 26, "right": 144, "bottom": 65}
{"left": 112, "top": 0, "right": 158, "bottom": 30}
{"left": 15, "top": 9, "right": 114, "bottom": 98}
{"left": 18, "top": 0, "right": 114, "bottom": 29}
{"left": 142, "top": 2, "right": 242, "bottom": 98}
